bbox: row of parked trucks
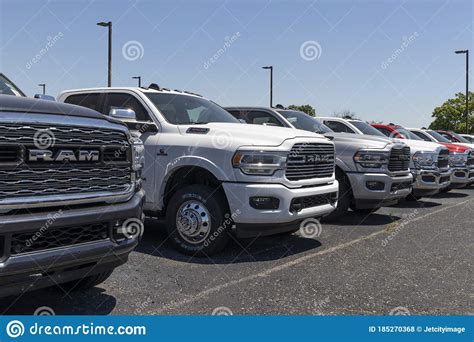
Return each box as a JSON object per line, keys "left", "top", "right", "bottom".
{"left": 0, "top": 73, "right": 473, "bottom": 297}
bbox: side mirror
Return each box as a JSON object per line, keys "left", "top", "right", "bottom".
{"left": 238, "top": 119, "right": 247, "bottom": 124}
{"left": 110, "top": 108, "right": 137, "bottom": 120}
{"left": 34, "top": 94, "right": 56, "bottom": 101}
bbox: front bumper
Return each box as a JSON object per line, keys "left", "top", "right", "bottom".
{"left": 222, "top": 181, "right": 338, "bottom": 237}
{"left": 450, "top": 167, "right": 470, "bottom": 188}
{"left": 0, "top": 190, "right": 145, "bottom": 298}
{"left": 412, "top": 168, "right": 452, "bottom": 196}
{"left": 346, "top": 172, "right": 413, "bottom": 209}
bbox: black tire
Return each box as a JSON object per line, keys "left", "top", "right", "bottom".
{"left": 352, "top": 207, "right": 380, "bottom": 215}
{"left": 60, "top": 269, "right": 114, "bottom": 291}
{"left": 322, "top": 172, "right": 351, "bottom": 221}
{"left": 165, "top": 185, "right": 231, "bottom": 256}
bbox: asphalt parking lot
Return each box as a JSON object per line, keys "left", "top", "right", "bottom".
{"left": 1, "top": 186, "right": 473, "bottom": 316}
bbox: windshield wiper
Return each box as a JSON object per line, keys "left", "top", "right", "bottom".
{"left": 177, "top": 121, "right": 209, "bottom": 125}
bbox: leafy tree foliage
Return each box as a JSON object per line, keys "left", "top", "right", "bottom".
{"left": 429, "top": 92, "right": 474, "bottom": 133}
{"left": 288, "top": 104, "right": 316, "bottom": 116}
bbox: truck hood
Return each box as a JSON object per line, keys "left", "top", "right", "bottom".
{"left": 324, "top": 132, "right": 393, "bottom": 149}
{"left": 178, "top": 122, "right": 329, "bottom": 147}
{"left": 0, "top": 94, "right": 124, "bottom": 126}
{"left": 392, "top": 138, "right": 443, "bottom": 153}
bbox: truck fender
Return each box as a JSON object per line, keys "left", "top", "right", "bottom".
{"left": 154, "top": 155, "right": 228, "bottom": 210}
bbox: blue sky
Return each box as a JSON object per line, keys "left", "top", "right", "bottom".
{"left": 0, "top": 0, "right": 472, "bottom": 127}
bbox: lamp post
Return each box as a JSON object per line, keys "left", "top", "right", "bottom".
{"left": 132, "top": 76, "right": 142, "bottom": 87}
{"left": 455, "top": 49, "right": 469, "bottom": 133}
{"left": 38, "top": 83, "right": 46, "bottom": 95}
{"left": 97, "top": 21, "right": 112, "bottom": 87}
{"left": 262, "top": 66, "right": 273, "bottom": 107}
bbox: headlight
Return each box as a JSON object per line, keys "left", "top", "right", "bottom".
{"left": 449, "top": 152, "right": 468, "bottom": 167}
{"left": 232, "top": 150, "right": 287, "bottom": 176}
{"left": 412, "top": 151, "right": 437, "bottom": 169}
{"left": 131, "top": 137, "right": 145, "bottom": 172}
{"left": 353, "top": 150, "right": 389, "bottom": 168}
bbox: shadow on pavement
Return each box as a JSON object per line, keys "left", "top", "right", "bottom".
{"left": 432, "top": 191, "right": 469, "bottom": 199}
{"left": 136, "top": 219, "right": 322, "bottom": 264}
{"left": 0, "top": 287, "right": 116, "bottom": 315}
{"left": 322, "top": 212, "right": 401, "bottom": 226}
{"left": 393, "top": 199, "right": 441, "bottom": 208}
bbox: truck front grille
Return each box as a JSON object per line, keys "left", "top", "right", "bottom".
{"left": 0, "top": 123, "right": 132, "bottom": 204}
{"left": 467, "top": 151, "right": 474, "bottom": 166}
{"left": 285, "top": 143, "right": 335, "bottom": 181}
{"left": 10, "top": 222, "right": 109, "bottom": 255}
{"left": 388, "top": 146, "right": 410, "bottom": 172}
{"left": 290, "top": 192, "right": 337, "bottom": 212}
{"left": 437, "top": 149, "right": 450, "bottom": 169}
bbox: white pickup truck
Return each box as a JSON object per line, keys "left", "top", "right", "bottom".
{"left": 58, "top": 85, "right": 339, "bottom": 255}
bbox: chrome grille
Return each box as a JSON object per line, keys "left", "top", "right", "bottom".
{"left": 0, "top": 122, "right": 132, "bottom": 204}
{"left": 0, "top": 123, "right": 128, "bottom": 146}
{"left": 388, "top": 146, "right": 410, "bottom": 172}
{"left": 438, "top": 149, "right": 450, "bottom": 169}
{"left": 468, "top": 151, "right": 474, "bottom": 167}
{"left": 286, "top": 143, "right": 335, "bottom": 181}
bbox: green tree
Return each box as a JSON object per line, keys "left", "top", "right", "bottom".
{"left": 288, "top": 104, "right": 316, "bottom": 117}
{"left": 429, "top": 92, "right": 474, "bottom": 133}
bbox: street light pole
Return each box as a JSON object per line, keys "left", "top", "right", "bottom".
{"left": 455, "top": 49, "right": 469, "bottom": 133}
{"left": 262, "top": 66, "right": 273, "bottom": 107}
{"left": 97, "top": 21, "right": 112, "bottom": 87}
{"left": 132, "top": 76, "right": 142, "bottom": 87}
{"left": 38, "top": 83, "right": 46, "bottom": 95}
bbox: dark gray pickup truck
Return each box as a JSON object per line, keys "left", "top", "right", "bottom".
{"left": 0, "top": 74, "right": 145, "bottom": 297}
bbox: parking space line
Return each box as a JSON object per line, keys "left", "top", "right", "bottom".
{"left": 158, "top": 197, "right": 473, "bottom": 312}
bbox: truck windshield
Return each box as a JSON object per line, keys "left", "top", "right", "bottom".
{"left": 277, "top": 110, "right": 331, "bottom": 133}
{"left": 145, "top": 93, "right": 239, "bottom": 125}
{"left": 0, "top": 74, "right": 25, "bottom": 97}
{"left": 449, "top": 131, "right": 471, "bottom": 144}
{"left": 349, "top": 120, "right": 386, "bottom": 137}
{"left": 397, "top": 127, "right": 421, "bottom": 140}
{"left": 426, "top": 130, "right": 451, "bottom": 143}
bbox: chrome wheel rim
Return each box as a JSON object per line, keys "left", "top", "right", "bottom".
{"left": 175, "top": 200, "right": 211, "bottom": 244}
